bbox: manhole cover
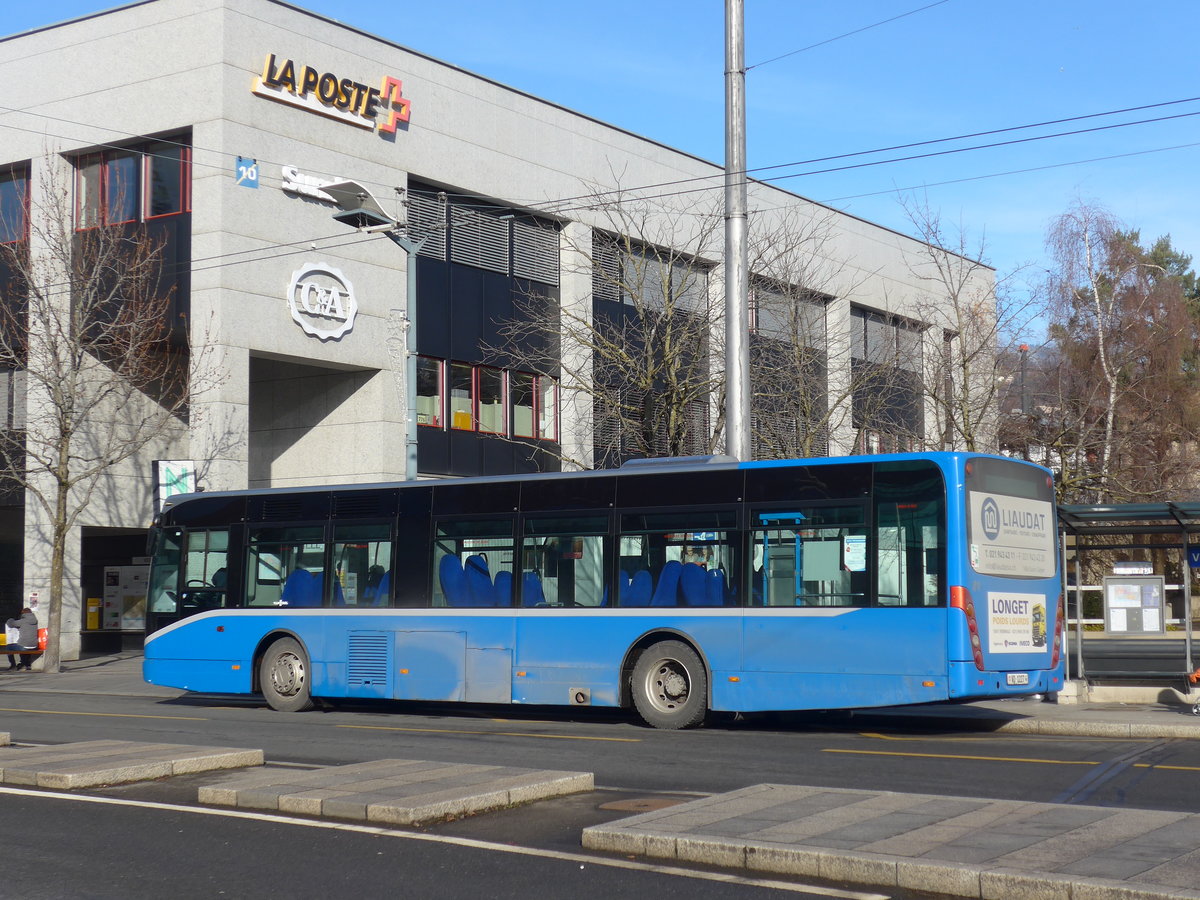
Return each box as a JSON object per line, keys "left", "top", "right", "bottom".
{"left": 599, "top": 797, "right": 686, "bottom": 812}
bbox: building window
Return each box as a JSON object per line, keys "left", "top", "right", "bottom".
{"left": 449, "top": 362, "right": 474, "bottom": 430}
{"left": 417, "top": 356, "right": 443, "bottom": 427}
{"left": 0, "top": 166, "right": 30, "bottom": 244}
{"left": 513, "top": 371, "right": 535, "bottom": 438}
{"left": 415, "top": 359, "right": 557, "bottom": 442}
{"left": 145, "top": 142, "right": 187, "bottom": 219}
{"left": 851, "top": 306, "right": 924, "bottom": 450}
{"left": 477, "top": 366, "right": 506, "bottom": 434}
{"left": 75, "top": 138, "right": 191, "bottom": 229}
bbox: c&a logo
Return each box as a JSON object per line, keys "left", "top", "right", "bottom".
{"left": 287, "top": 264, "right": 358, "bottom": 341}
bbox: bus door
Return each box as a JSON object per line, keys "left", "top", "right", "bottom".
{"left": 744, "top": 505, "right": 870, "bottom": 678}
{"left": 872, "top": 495, "right": 947, "bottom": 678}
{"left": 415, "top": 517, "right": 517, "bottom": 703}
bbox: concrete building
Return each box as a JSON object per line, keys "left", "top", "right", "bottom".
{"left": 0, "top": 0, "right": 995, "bottom": 656}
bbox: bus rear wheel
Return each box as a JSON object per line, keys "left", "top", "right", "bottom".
{"left": 259, "top": 637, "right": 315, "bottom": 712}
{"left": 631, "top": 640, "right": 707, "bottom": 729}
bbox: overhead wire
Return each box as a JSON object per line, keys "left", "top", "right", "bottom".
{"left": 7, "top": 103, "right": 1197, "bottom": 293}
{"left": 534, "top": 108, "right": 1200, "bottom": 218}
{"left": 745, "top": 0, "right": 955, "bottom": 71}
{"left": 2, "top": 93, "right": 1198, "bottom": 223}
{"left": 530, "top": 99, "right": 1200, "bottom": 217}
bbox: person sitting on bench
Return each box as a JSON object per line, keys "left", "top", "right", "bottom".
{"left": 5, "top": 607, "right": 39, "bottom": 671}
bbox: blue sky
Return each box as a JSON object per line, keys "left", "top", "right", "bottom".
{"left": 7, "top": 0, "right": 1199, "bottom": 303}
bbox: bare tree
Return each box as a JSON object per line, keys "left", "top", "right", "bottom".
{"left": 0, "top": 164, "right": 220, "bottom": 671}
{"left": 495, "top": 185, "right": 727, "bottom": 469}
{"left": 899, "top": 197, "right": 1043, "bottom": 454}
{"left": 745, "top": 205, "right": 875, "bottom": 458}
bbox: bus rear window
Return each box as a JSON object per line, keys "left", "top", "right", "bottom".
{"left": 965, "top": 458, "right": 1056, "bottom": 578}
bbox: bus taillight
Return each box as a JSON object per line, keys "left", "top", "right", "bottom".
{"left": 951, "top": 586, "right": 986, "bottom": 671}
{"left": 1051, "top": 593, "right": 1064, "bottom": 668}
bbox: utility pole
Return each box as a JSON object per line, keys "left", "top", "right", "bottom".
{"left": 724, "top": 0, "right": 750, "bottom": 461}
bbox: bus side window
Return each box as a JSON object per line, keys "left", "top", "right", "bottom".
{"left": 754, "top": 507, "right": 867, "bottom": 607}
{"left": 522, "top": 515, "right": 609, "bottom": 607}
{"left": 332, "top": 523, "right": 392, "bottom": 607}
{"left": 432, "top": 518, "right": 515, "bottom": 608}
{"left": 873, "top": 460, "right": 946, "bottom": 607}
{"left": 876, "top": 502, "right": 942, "bottom": 607}
{"left": 618, "top": 511, "right": 738, "bottom": 608}
{"left": 246, "top": 526, "right": 326, "bottom": 608}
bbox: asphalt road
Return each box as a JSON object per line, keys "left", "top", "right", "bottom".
{"left": 3, "top": 689, "right": 1200, "bottom": 810}
{"left": 3, "top": 688, "right": 1200, "bottom": 898}
{"left": 5, "top": 788, "right": 875, "bottom": 900}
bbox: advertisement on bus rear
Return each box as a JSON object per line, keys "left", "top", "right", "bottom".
{"left": 968, "top": 492, "right": 1056, "bottom": 578}
{"left": 986, "top": 591, "right": 1046, "bottom": 653}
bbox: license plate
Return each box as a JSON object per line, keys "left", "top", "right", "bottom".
{"left": 1007, "top": 673, "right": 1030, "bottom": 686}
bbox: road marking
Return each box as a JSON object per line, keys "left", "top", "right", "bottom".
{"left": 825, "top": 748, "right": 1098, "bottom": 765}
{"left": 1134, "top": 763, "right": 1200, "bottom": 772}
{"left": 0, "top": 786, "right": 888, "bottom": 899}
{"left": 0, "top": 707, "right": 207, "bottom": 721}
{"left": 337, "top": 724, "right": 639, "bottom": 742}
{"left": 857, "top": 731, "right": 1146, "bottom": 744}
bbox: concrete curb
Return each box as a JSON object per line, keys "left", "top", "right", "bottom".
{"left": 581, "top": 784, "right": 1200, "bottom": 900}
{"left": 583, "top": 826, "right": 1200, "bottom": 900}
{"left": 198, "top": 758, "right": 594, "bottom": 826}
{"left": 0, "top": 740, "right": 263, "bottom": 788}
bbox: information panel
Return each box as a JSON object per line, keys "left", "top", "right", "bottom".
{"left": 1102, "top": 575, "right": 1165, "bottom": 634}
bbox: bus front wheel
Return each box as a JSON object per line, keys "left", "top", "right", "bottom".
{"left": 259, "top": 637, "right": 315, "bottom": 712}
{"left": 631, "top": 640, "right": 707, "bottom": 729}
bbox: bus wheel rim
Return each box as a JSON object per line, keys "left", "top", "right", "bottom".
{"left": 271, "top": 651, "right": 305, "bottom": 697}
{"left": 646, "top": 658, "right": 689, "bottom": 711}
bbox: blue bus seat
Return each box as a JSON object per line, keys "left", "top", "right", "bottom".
{"left": 465, "top": 554, "right": 494, "bottom": 606}
{"left": 369, "top": 571, "right": 391, "bottom": 606}
{"left": 281, "top": 569, "right": 321, "bottom": 607}
{"left": 439, "top": 554, "right": 470, "bottom": 606}
{"left": 651, "top": 560, "right": 682, "bottom": 607}
{"left": 706, "top": 568, "right": 726, "bottom": 605}
{"left": 617, "top": 570, "right": 632, "bottom": 603}
{"left": 680, "top": 562, "right": 712, "bottom": 606}
{"left": 493, "top": 570, "right": 513, "bottom": 606}
{"left": 522, "top": 571, "right": 546, "bottom": 607}
{"left": 621, "top": 569, "right": 652, "bottom": 606}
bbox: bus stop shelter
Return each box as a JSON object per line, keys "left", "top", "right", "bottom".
{"left": 1057, "top": 502, "right": 1200, "bottom": 685}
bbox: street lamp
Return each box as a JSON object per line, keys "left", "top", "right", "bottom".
{"left": 324, "top": 180, "right": 425, "bottom": 481}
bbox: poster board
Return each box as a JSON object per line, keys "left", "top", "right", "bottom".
{"left": 1102, "top": 575, "right": 1165, "bottom": 634}
{"left": 102, "top": 565, "right": 148, "bottom": 631}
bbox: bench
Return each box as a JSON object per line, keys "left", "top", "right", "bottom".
{"left": 3, "top": 628, "right": 47, "bottom": 667}
{"left": 1079, "top": 636, "right": 1195, "bottom": 681}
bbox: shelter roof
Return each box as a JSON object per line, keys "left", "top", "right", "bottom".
{"left": 1058, "top": 502, "right": 1200, "bottom": 536}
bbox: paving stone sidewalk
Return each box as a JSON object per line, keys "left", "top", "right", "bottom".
{"left": 583, "top": 783, "right": 1200, "bottom": 900}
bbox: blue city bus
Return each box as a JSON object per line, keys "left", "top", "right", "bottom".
{"left": 143, "top": 452, "right": 1064, "bottom": 728}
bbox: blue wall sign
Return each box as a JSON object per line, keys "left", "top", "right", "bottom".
{"left": 235, "top": 156, "right": 259, "bottom": 188}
